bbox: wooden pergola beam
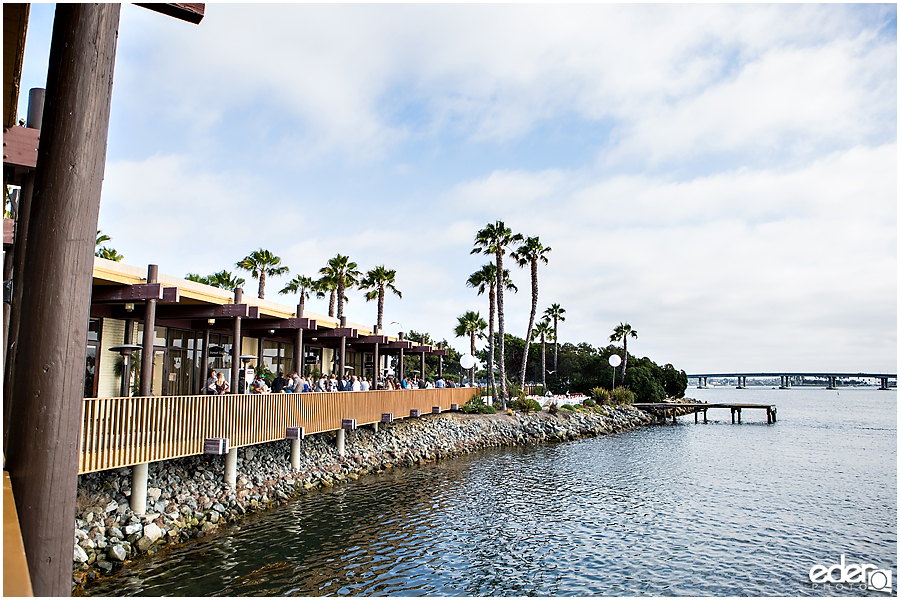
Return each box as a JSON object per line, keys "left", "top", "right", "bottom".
{"left": 134, "top": 3, "right": 204, "bottom": 24}
{"left": 241, "top": 317, "right": 317, "bottom": 331}
{"left": 154, "top": 303, "right": 258, "bottom": 319}
{"left": 90, "top": 283, "right": 163, "bottom": 302}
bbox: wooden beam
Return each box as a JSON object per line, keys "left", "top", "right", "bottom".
{"left": 316, "top": 327, "right": 358, "bottom": 338}
{"left": 161, "top": 286, "right": 180, "bottom": 302}
{"left": 356, "top": 335, "right": 388, "bottom": 344}
{"left": 154, "top": 303, "right": 254, "bottom": 319}
{"left": 241, "top": 317, "right": 316, "bottom": 331}
{"left": 2, "top": 126, "right": 40, "bottom": 169}
{"left": 90, "top": 283, "right": 163, "bottom": 302}
{"left": 134, "top": 3, "right": 204, "bottom": 24}
{"left": 5, "top": 5, "right": 121, "bottom": 595}
{"left": 387, "top": 340, "right": 412, "bottom": 349}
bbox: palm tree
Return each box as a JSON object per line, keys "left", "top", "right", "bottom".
{"left": 454, "top": 311, "right": 486, "bottom": 388}
{"left": 185, "top": 273, "right": 210, "bottom": 285}
{"left": 95, "top": 230, "right": 111, "bottom": 247}
{"left": 280, "top": 274, "right": 317, "bottom": 317}
{"left": 610, "top": 322, "right": 638, "bottom": 385}
{"left": 236, "top": 249, "right": 289, "bottom": 299}
{"left": 543, "top": 304, "right": 566, "bottom": 373}
{"left": 95, "top": 246, "right": 124, "bottom": 261}
{"left": 360, "top": 265, "right": 401, "bottom": 332}
{"left": 318, "top": 254, "right": 361, "bottom": 320}
{"left": 206, "top": 270, "right": 246, "bottom": 292}
{"left": 533, "top": 319, "right": 554, "bottom": 393}
{"left": 511, "top": 236, "right": 551, "bottom": 386}
{"left": 467, "top": 263, "right": 517, "bottom": 406}
{"left": 471, "top": 221, "right": 522, "bottom": 409}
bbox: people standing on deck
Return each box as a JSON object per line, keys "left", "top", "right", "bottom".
{"left": 418, "top": 377, "right": 427, "bottom": 389}
{"left": 272, "top": 372, "right": 288, "bottom": 393}
{"left": 360, "top": 378, "right": 370, "bottom": 391}
{"left": 401, "top": 376, "right": 408, "bottom": 389}
{"left": 316, "top": 375, "right": 327, "bottom": 392}
{"left": 290, "top": 371, "right": 301, "bottom": 393}
{"left": 206, "top": 369, "right": 218, "bottom": 394}
{"left": 215, "top": 372, "right": 229, "bottom": 394}
{"left": 328, "top": 374, "right": 338, "bottom": 392}
{"left": 351, "top": 376, "right": 361, "bottom": 391}
{"left": 435, "top": 376, "right": 445, "bottom": 388}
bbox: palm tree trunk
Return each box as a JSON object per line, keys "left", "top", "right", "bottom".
{"left": 298, "top": 292, "right": 306, "bottom": 318}
{"left": 553, "top": 316, "right": 559, "bottom": 373}
{"left": 337, "top": 276, "right": 345, "bottom": 319}
{"left": 469, "top": 331, "right": 476, "bottom": 388}
{"left": 496, "top": 250, "right": 508, "bottom": 409}
{"left": 328, "top": 290, "right": 336, "bottom": 317}
{"left": 541, "top": 335, "right": 547, "bottom": 392}
{"left": 377, "top": 286, "right": 385, "bottom": 331}
{"left": 622, "top": 337, "right": 628, "bottom": 385}
{"left": 518, "top": 259, "right": 538, "bottom": 386}
{"left": 259, "top": 271, "right": 266, "bottom": 299}
{"left": 488, "top": 285, "right": 497, "bottom": 405}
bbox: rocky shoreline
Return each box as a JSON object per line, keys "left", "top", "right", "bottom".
{"left": 72, "top": 404, "right": 658, "bottom": 591}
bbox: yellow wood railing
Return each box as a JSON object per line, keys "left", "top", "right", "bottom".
{"left": 79, "top": 388, "right": 476, "bottom": 474}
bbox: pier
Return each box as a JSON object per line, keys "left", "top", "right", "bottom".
{"left": 633, "top": 402, "right": 777, "bottom": 424}
{"left": 688, "top": 372, "right": 896, "bottom": 390}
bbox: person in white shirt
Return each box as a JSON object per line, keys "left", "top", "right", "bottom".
{"left": 351, "top": 375, "right": 361, "bottom": 392}
{"left": 360, "top": 378, "right": 370, "bottom": 391}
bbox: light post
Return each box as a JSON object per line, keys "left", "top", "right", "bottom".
{"left": 109, "top": 344, "right": 143, "bottom": 397}
{"left": 460, "top": 354, "right": 476, "bottom": 388}
{"left": 609, "top": 354, "right": 622, "bottom": 390}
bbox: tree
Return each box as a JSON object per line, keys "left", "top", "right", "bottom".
{"left": 610, "top": 322, "right": 638, "bottom": 386}
{"left": 207, "top": 270, "right": 246, "bottom": 292}
{"left": 471, "top": 221, "right": 522, "bottom": 409}
{"left": 185, "top": 273, "right": 211, "bottom": 285}
{"left": 543, "top": 304, "right": 566, "bottom": 374}
{"left": 533, "top": 319, "right": 554, "bottom": 393}
{"left": 236, "top": 249, "right": 289, "bottom": 300}
{"left": 318, "top": 254, "right": 361, "bottom": 320}
{"left": 95, "top": 246, "right": 124, "bottom": 261}
{"left": 360, "top": 265, "right": 401, "bottom": 332}
{"left": 511, "top": 236, "right": 551, "bottom": 386}
{"left": 467, "top": 263, "right": 516, "bottom": 405}
{"left": 280, "top": 274, "right": 317, "bottom": 317}
{"left": 454, "top": 311, "right": 486, "bottom": 387}
{"left": 95, "top": 230, "right": 110, "bottom": 247}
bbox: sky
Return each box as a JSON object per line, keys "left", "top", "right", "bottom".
{"left": 17, "top": 3, "right": 898, "bottom": 374}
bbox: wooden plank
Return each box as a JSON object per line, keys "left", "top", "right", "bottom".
{"left": 91, "top": 283, "right": 164, "bottom": 302}
{"left": 134, "top": 3, "right": 205, "bottom": 24}
{"left": 1, "top": 125, "right": 39, "bottom": 168}
{"left": 3, "top": 217, "right": 13, "bottom": 246}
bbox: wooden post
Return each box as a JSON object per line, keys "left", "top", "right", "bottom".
{"left": 140, "top": 265, "right": 158, "bottom": 396}
{"left": 231, "top": 288, "right": 242, "bottom": 391}
{"left": 399, "top": 332, "right": 405, "bottom": 382}
{"left": 421, "top": 351, "right": 426, "bottom": 382}
{"left": 438, "top": 342, "right": 443, "bottom": 378}
{"left": 200, "top": 329, "right": 210, "bottom": 393}
{"left": 703, "top": 409, "right": 708, "bottom": 424}
{"left": 737, "top": 408, "right": 742, "bottom": 424}
{"left": 694, "top": 410, "right": 698, "bottom": 424}
{"left": 373, "top": 341, "right": 380, "bottom": 386}
{"left": 295, "top": 303, "right": 304, "bottom": 376}
{"left": 731, "top": 408, "right": 735, "bottom": 424}
{"left": 4, "top": 5, "right": 121, "bottom": 595}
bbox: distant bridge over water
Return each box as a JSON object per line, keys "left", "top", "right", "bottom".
{"left": 687, "top": 372, "right": 897, "bottom": 390}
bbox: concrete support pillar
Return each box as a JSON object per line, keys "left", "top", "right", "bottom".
{"left": 290, "top": 439, "right": 302, "bottom": 470}
{"left": 336, "top": 429, "right": 345, "bottom": 457}
{"left": 295, "top": 305, "right": 304, "bottom": 376}
{"left": 372, "top": 422, "right": 379, "bottom": 433}
{"left": 224, "top": 447, "right": 237, "bottom": 486}
{"left": 130, "top": 462, "right": 148, "bottom": 515}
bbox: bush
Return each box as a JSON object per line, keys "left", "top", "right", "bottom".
{"left": 583, "top": 398, "right": 597, "bottom": 407}
{"left": 590, "top": 387, "right": 611, "bottom": 405}
{"left": 511, "top": 397, "right": 542, "bottom": 413}
{"left": 610, "top": 387, "right": 635, "bottom": 405}
{"left": 462, "top": 397, "right": 497, "bottom": 414}
{"left": 560, "top": 404, "right": 575, "bottom": 411}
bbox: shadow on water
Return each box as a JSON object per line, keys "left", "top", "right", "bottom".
{"left": 81, "top": 388, "right": 896, "bottom": 597}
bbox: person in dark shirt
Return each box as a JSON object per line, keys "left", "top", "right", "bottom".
{"left": 272, "top": 372, "right": 288, "bottom": 393}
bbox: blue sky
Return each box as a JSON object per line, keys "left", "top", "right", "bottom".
{"left": 18, "top": 4, "right": 897, "bottom": 373}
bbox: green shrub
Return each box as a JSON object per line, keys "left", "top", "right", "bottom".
{"left": 610, "top": 387, "right": 635, "bottom": 405}
{"left": 583, "top": 398, "right": 597, "bottom": 407}
{"left": 560, "top": 404, "right": 575, "bottom": 411}
{"left": 462, "top": 397, "right": 497, "bottom": 414}
{"left": 511, "top": 397, "right": 542, "bottom": 413}
{"left": 590, "top": 387, "right": 611, "bottom": 405}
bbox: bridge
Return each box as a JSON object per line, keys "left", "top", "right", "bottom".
{"left": 687, "top": 372, "right": 897, "bottom": 390}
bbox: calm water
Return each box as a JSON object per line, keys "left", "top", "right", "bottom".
{"left": 83, "top": 387, "right": 897, "bottom": 596}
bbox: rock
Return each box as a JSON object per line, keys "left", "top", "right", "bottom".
{"left": 208, "top": 510, "right": 220, "bottom": 524}
{"left": 147, "top": 487, "right": 162, "bottom": 502}
{"left": 74, "top": 528, "right": 89, "bottom": 541}
{"left": 124, "top": 523, "right": 142, "bottom": 536}
{"left": 109, "top": 544, "right": 127, "bottom": 562}
{"left": 135, "top": 535, "right": 154, "bottom": 552}
{"left": 96, "top": 560, "right": 113, "bottom": 573}
{"left": 105, "top": 501, "right": 119, "bottom": 513}
{"left": 74, "top": 544, "right": 89, "bottom": 563}
{"left": 79, "top": 538, "right": 95, "bottom": 550}
{"left": 200, "top": 522, "right": 217, "bottom": 533}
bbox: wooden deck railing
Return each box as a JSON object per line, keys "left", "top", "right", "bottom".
{"left": 79, "top": 388, "right": 476, "bottom": 474}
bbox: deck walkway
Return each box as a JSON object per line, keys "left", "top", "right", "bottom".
{"left": 633, "top": 402, "right": 777, "bottom": 424}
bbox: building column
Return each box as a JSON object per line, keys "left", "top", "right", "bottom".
{"left": 231, "top": 288, "right": 243, "bottom": 391}
{"left": 438, "top": 343, "right": 443, "bottom": 378}
{"left": 132, "top": 264, "right": 158, "bottom": 515}
{"left": 421, "top": 352, "right": 426, "bottom": 382}
{"left": 295, "top": 303, "right": 304, "bottom": 376}
{"left": 224, "top": 447, "right": 237, "bottom": 486}
{"left": 373, "top": 341, "right": 380, "bottom": 387}
{"left": 200, "top": 328, "right": 210, "bottom": 394}
{"left": 399, "top": 332, "right": 405, "bottom": 382}
{"left": 290, "top": 439, "right": 302, "bottom": 469}
{"left": 336, "top": 429, "right": 345, "bottom": 456}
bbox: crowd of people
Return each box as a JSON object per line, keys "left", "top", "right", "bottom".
{"left": 204, "top": 368, "right": 460, "bottom": 395}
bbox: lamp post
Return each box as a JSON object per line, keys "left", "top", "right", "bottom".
{"left": 109, "top": 343, "right": 143, "bottom": 397}
{"left": 609, "top": 354, "right": 622, "bottom": 390}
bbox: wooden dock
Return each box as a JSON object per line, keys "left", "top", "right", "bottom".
{"left": 633, "top": 403, "right": 777, "bottom": 424}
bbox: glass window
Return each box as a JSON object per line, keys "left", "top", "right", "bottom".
{"left": 87, "top": 318, "right": 101, "bottom": 342}
{"left": 83, "top": 346, "right": 98, "bottom": 397}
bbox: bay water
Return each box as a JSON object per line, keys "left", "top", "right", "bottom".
{"left": 80, "top": 386, "right": 896, "bottom": 596}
